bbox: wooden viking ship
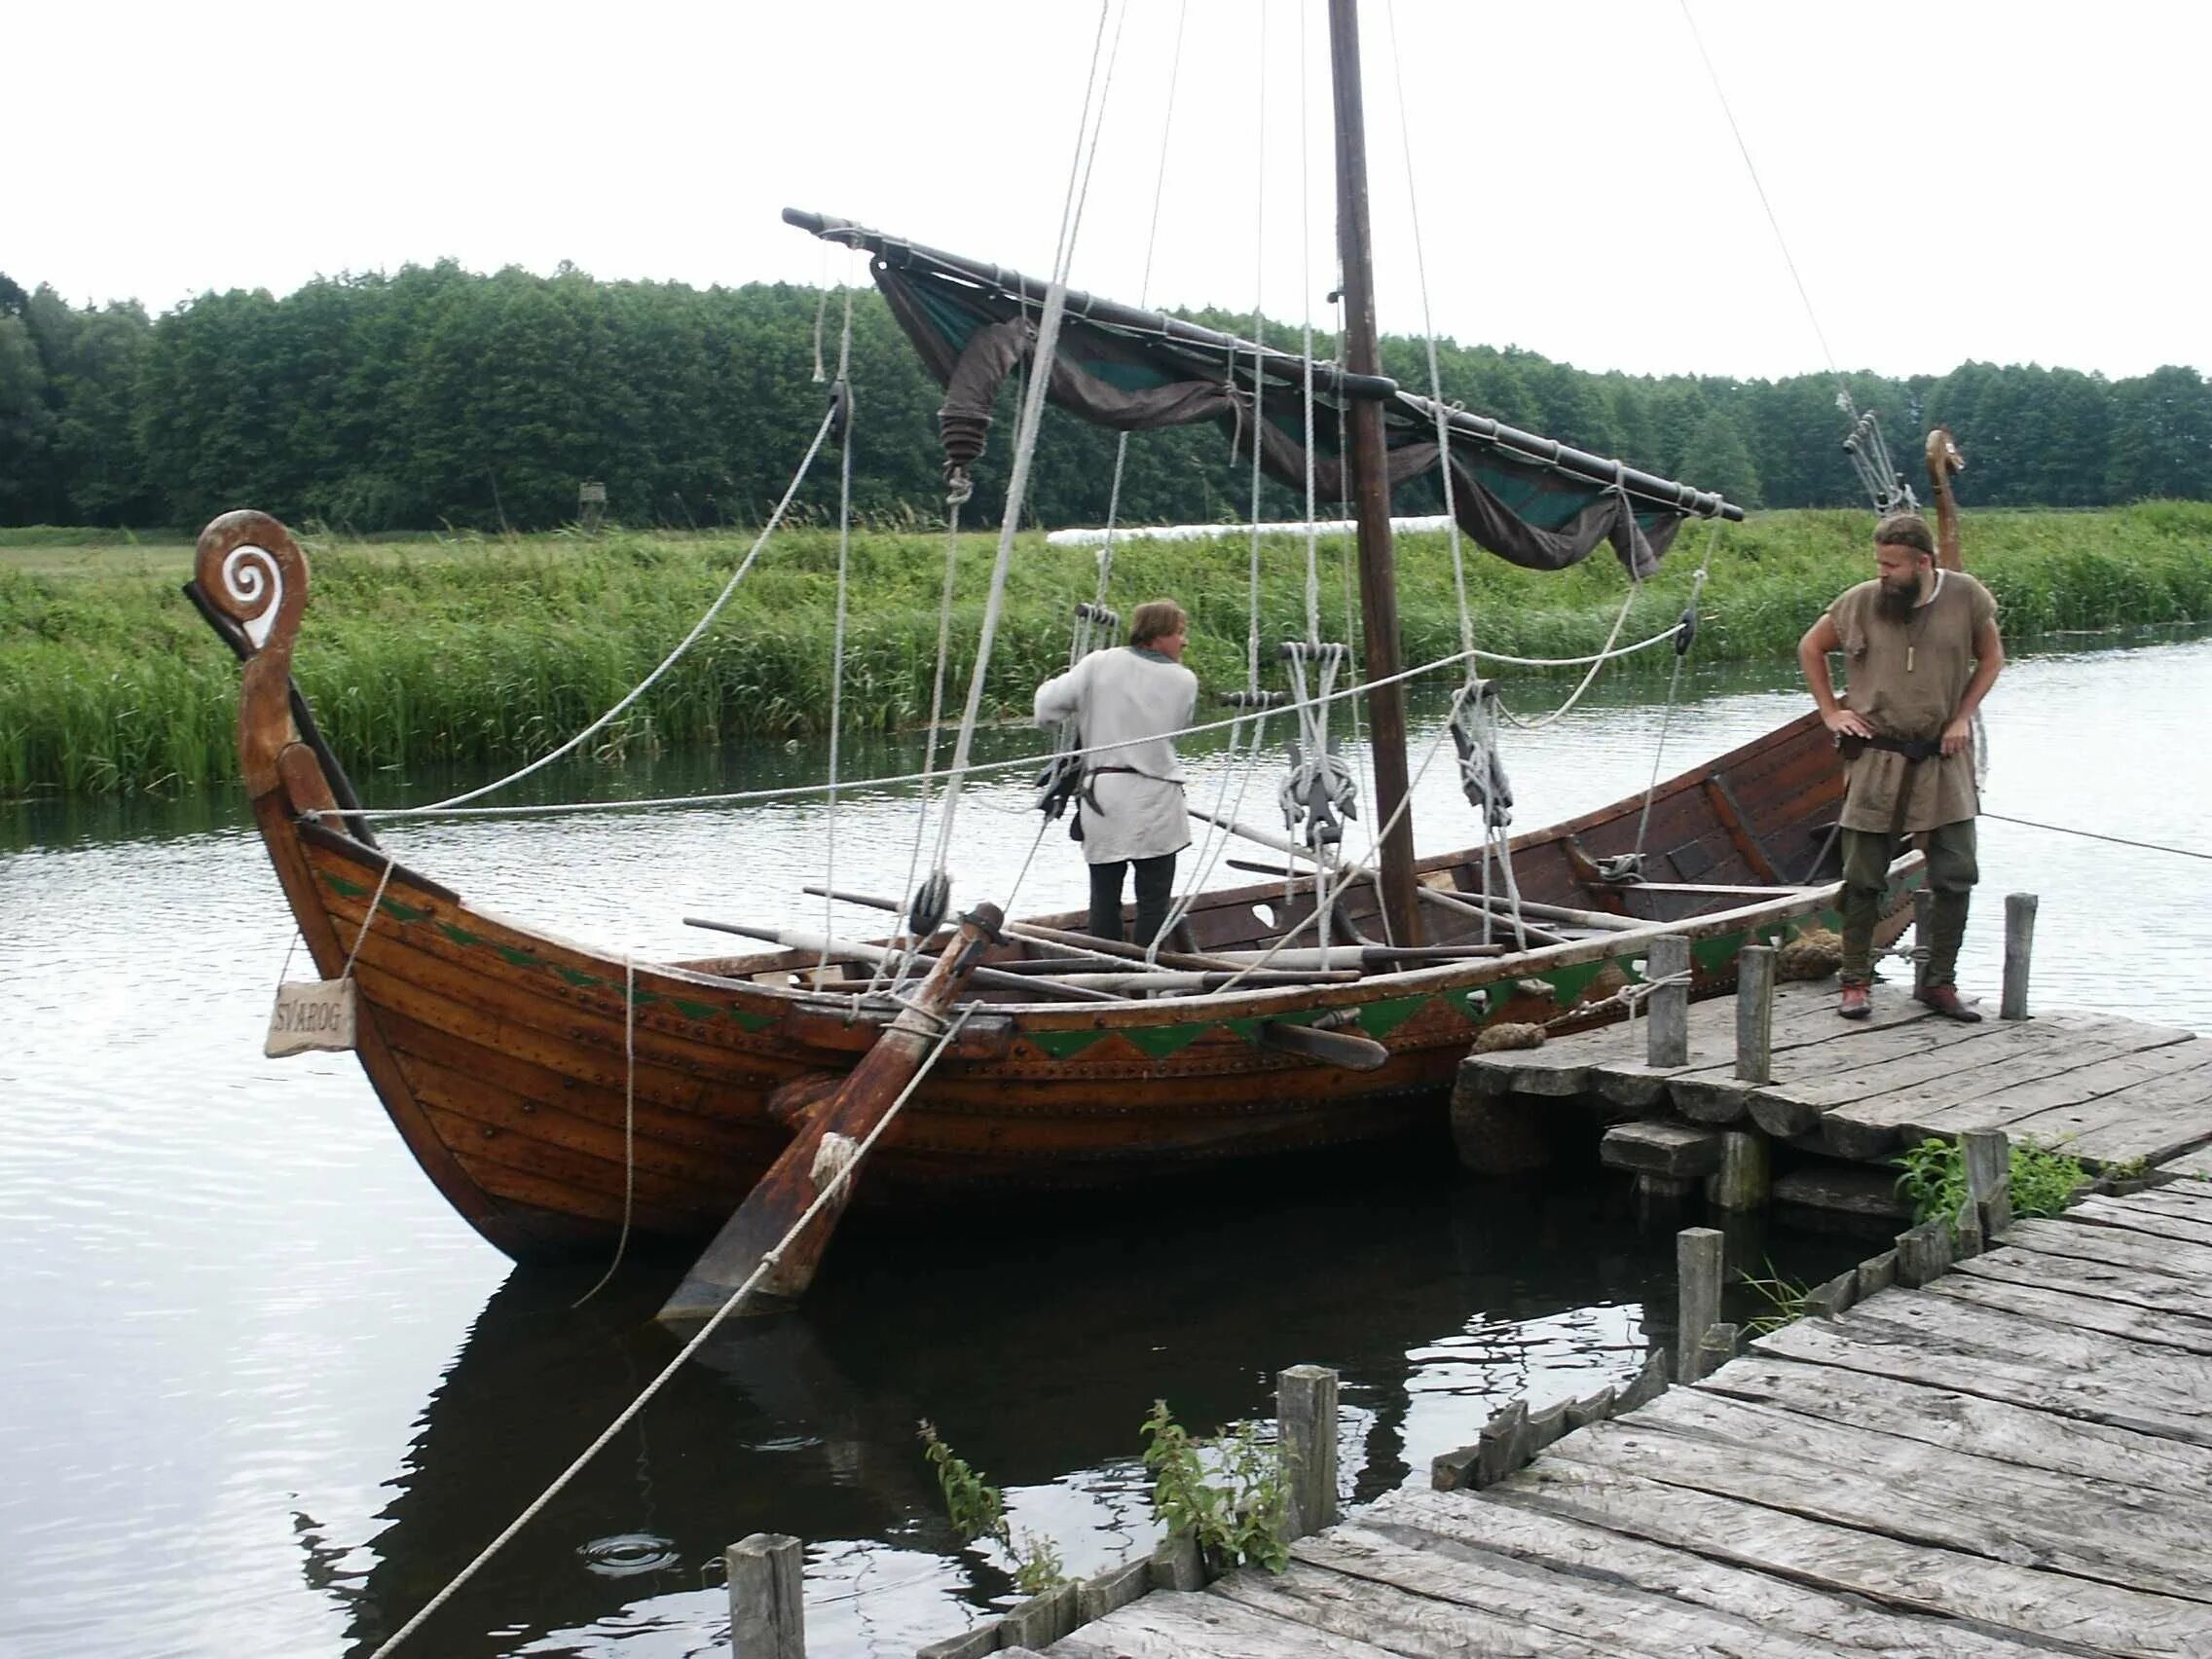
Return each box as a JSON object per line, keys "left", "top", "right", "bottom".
{"left": 191, "top": 1, "right": 1916, "bottom": 1306}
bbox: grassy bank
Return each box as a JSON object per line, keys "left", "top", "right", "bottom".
{"left": 4, "top": 503, "right": 2208, "bottom": 797}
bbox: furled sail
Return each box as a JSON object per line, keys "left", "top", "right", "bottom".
{"left": 788, "top": 209, "right": 1743, "bottom": 576}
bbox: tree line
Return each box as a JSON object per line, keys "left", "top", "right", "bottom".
{"left": 2, "top": 264, "right": 2207, "bottom": 533}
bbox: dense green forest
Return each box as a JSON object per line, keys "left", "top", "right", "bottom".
{"left": 1, "top": 264, "right": 2208, "bottom": 533}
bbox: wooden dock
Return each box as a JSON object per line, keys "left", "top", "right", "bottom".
{"left": 1003, "top": 1176, "right": 2212, "bottom": 1658}
{"left": 1456, "top": 976, "right": 2212, "bottom": 1220}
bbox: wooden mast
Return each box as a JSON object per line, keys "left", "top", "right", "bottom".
{"left": 1327, "top": 0, "right": 1421, "bottom": 947}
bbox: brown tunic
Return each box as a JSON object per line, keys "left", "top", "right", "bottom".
{"left": 1828, "top": 570, "right": 1997, "bottom": 832}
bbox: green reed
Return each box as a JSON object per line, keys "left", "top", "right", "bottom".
{"left": 4, "top": 502, "right": 2207, "bottom": 796}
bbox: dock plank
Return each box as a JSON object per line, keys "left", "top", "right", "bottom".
{"left": 1551, "top": 1394, "right": 2212, "bottom": 1604}
{"left": 1819, "top": 1025, "right": 2199, "bottom": 1158}
{"left": 1922, "top": 1271, "right": 2212, "bottom": 1359}
{"left": 1952, "top": 1241, "right": 2212, "bottom": 1325}
{"left": 1210, "top": 1557, "right": 1628, "bottom": 1658}
{"left": 1754, "top": 1302, "right": 2212, "bottom": 1446}
{"left": 2034, "top": 1196, "right": 2212, "bottom": 1254}
{"left": 1499, "top": 1456, "right": 2212, "bottom": 1655}
{"left": 1360, "top": 1488, "right": 2052, "bottom": 1658}
{"left": 1668, "top": 1013, "right": 1994, "bottom": 1126}
{"left": 1698, "top": 1350, "right": 2212, "bottom": 1500}
{"left": 1276, "top": 1525, "right": 1870, "bottom": 1658}
{"left": 1732, "top": 1014, "right": 2096, "bottom": 1136}
{"left": 1051, "top": 1588, "right": 1397, "bottom": 1659}
{"left": 2004, "top": 1214, "right": 2212, "bottom": 1293}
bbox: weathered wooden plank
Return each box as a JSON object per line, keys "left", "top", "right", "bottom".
{"left": 1497, "top": 1456, "right": 2212, "bottom": 1655}
{"left": 1771, "top": 1165, "right": 1911, "bottom": 1225}
{"left": 2005, "top": 1214, "right": 2212, "bottom": 1291}
{"left": 1821, "top": 1026, "right": 2199, "bottom": 1160}
{"left": 1902, "top": 1040, "right": 2211, "bottom": 1148}
{"left": 1281, "top": 1525, "right": 1865, "bottom": 1659}
{"left": 1952, "top": 1241, "right": 2212, "bottom": 1323}
{"left": 1051, "top": 1589, "right": 1400, "bottom": 1659}
{"left": 2113, "top": 1184, "right": 2212, "bottom": 1224}
{"left": 1699, "top": 1350, "right": 2212, "bottom": 1501}
{"left": 1752, "top": 1306, "right": 2212, "bottom": 1449}
{"left": 1600, "top": 1121, "right": 1723, "bottom": 1177}
{"left": 1680, "top": 1012, "right": 2009, "bottom": 1128}
{"left": 1745, "top": 1015, "right": 2056, "bottom": 1128}
{"left": 1923, "top": 1269, "right": 2212, "bottom": 1357}
{"left": 1555, "top": 1391, "right": 2212, "bottom": 1604}
{"left": 1211, "top": 1562, "right": 1615, "bottom": 1655}
{"left": 1361, "top": 1488, "right": 2052, "bottom": 1658}
{"left": 2159, "top": 1145, "right": 2212, "bottom": 1179}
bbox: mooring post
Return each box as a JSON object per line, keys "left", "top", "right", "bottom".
{"left": 1278, "top": 1364, "right": 1340, "bottom": 1541}
{"left": 1646, "top": 936, "right": 1691, "bottom": 1069}
{"left": 1677, "top": 1227, "right": 1724, "bottom": 1382}
{"left": 1963, "top": 1127, "right": 2012, "bottom": 1240}
{"left": 727, "top": 1533, "right": 805, "bottom": 1659}
{"left": 1734, "top": 943, "right": 1776, "bottom": 1085}
{"left": 1912, "top": 888, "right": 1934, "bottom": 998}
{"left": 2002, "top": 893, "right": 2038, "bottom": 1020}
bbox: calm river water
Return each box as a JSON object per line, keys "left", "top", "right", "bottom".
{"left": 4, "top": 631, "right": 2208, "bottom": 1658}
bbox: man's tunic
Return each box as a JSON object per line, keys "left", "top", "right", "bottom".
{"left": 1827, "top": 571, "right": 1997, "bottom": 832}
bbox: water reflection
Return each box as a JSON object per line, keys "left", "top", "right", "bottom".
{"left": 2, "top": 629, "right": 2207, "bottom": 1657}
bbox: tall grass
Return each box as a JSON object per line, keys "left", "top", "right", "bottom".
{"left": 4, "top": 503, "right": 2208, "bottom": 797}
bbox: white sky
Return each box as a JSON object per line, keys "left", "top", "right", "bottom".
{"left": 11, "top": 0, "right": 2206, "bottom": 383}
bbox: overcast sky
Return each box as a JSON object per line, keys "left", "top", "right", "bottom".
{"left": 12, "top": 0, "right": 2205, "bottom": 384}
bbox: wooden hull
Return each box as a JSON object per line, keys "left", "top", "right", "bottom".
{"left": 264, "top": 715, "right": 1909, "bottom": 1262}
{"left": 192, "top": 509, "right": 1913, "bottom": 1264}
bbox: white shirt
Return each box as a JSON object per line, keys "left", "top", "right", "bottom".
{"left": 1033, "top": 646, "right": 1199, "bottom": 864}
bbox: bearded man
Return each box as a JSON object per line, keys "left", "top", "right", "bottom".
{"left": 1797, "top": 512, "right": 2005, "bottom": 1021}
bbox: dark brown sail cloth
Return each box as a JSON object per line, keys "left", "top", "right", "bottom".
{"left": 875, "top": 262, "right": 1682, "bottom": 577}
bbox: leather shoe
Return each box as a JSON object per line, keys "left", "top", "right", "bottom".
{"left": 1915, "top": 983, "right": 1983, "bottom": 1022}
{"left": 1836, "top": 983, "right": 1871, "bottom": 1020}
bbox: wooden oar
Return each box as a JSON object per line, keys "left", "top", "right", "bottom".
{"left": 682, "top": 916, "right": 1125, "bottom": 1003}
{"left": 655, "top": 904, "right": 1004, "bottom": 1326}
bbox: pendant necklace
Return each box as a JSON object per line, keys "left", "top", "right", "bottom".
{"left": 1905, "top": 570, "right": 1946, "bottom": 673}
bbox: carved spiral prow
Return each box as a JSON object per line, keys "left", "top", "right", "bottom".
{"left": 1924, "top": 427, "right": 1966, "bottom": 571}
{"left": 195, "top": 509, "right": 311, "bottom": 660}
{"left": 195, "top": 510, "right": 313, "bottom": 795}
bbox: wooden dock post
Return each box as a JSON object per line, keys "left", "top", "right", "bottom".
{"left": 727, "top": 1533, "right": 805, "bottom": 1659}
{"left": 1646, "top": 935, "right": 1691, "bottom": 1069}
{"left": 1677, "top": 1227, "right": 1724, "bottom": 1382}
{"left": 1911, "top": 888, "right": 1934, "bottom": 997}
{"left": 1278, "top": 1364, "right": 1340, "bottom": 1541}
{"left": 2002, "top": 893, "right": 2038, "bottom": 1020}
{"left": 1735, "top": 943, "right": 1776, "bottom": 1084}
{"left": 1705, "top": 1129, "right": 1769, "bottom": 1211}
{"left": 1963, "top": 1127, "right": 2012, "bottom": 1239}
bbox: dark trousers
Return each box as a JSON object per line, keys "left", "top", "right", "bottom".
{"left": 1840, "top": 820, "right": 1978, "bottom": 988}
{"left": 1089, "top": 854, "right": 1177, "bottom": 946}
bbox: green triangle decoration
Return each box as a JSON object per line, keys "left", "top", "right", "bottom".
{"left": 1026, "top": 1027, "right": 1111, "bottom": 1059}
{"left": 1118, "top": 1022, "right": 1212, "bottom": 1060}
{"left": 1352, "top": 996, "right": 1427, "bottom": 1041}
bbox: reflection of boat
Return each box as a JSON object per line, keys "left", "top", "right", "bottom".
{"left": 192, "top": 3, "right": 1911, "bottom": 1268}
{"left": 325, "top": 1171, "right": 1680, "bottom": 1653}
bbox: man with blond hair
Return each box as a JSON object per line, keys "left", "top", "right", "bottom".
{"left": 1797, "top": 512, "right": 2004, "bottom": 1021}
{"left": 1035, "top": 598, "right": 1199, "bottom": 947}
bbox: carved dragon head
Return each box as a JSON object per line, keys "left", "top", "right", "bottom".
{"left": 1926, "top": 425, "right": 1965, "bottom": 484}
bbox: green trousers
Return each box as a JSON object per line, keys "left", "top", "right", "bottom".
{"left": 1839, "top": 819, "right": 1978, "bottom": 988}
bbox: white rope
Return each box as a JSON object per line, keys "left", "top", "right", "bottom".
{"left": 571, "top": 948, "right": 637, "bottom": 1309}
{"left": 366, "top": 1010, "right": 973, "bottom": 1658}
{"left": 413, "top": 402, "right": 840, "bottom": 813}
{"left": 1147, "top": 712, "right": 1272, "bottom": 967}
{"left": 1633, "top": 518, "right": 1726, "bottom": 858}
{"left": 1095, "top": 0, "right": 1188, "bottom": 605}
{"left": 326, "top": 626, "right": 1689, "bottom": 824}
{"left": 1382, "top": 0, "right": 1475, "bottom": 666}
{"left": 820, "top": 284, "right": 857, "bottom": 974}
{"left": 930, "top": 0, "right": 1121, "bottom": 870}
{"left": 1496, "top": 576, "right": 1642, "bottom": 732}
{"left": 339, "top": 854, "right": 397, "bottom": 982}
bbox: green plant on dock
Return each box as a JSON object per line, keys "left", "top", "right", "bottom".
{"left": 1895, "top": 1135, "right": 2089, "bottom": 1231}
{"left": 917, "top": 1421, "right": 1069, "bottom": 1595}
{"left": 1739, "top": 1262, "right": 1816, "bottom": 1336}
{"left": 1140, "top": 1402, "right": 1291, "bottom": 1576}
